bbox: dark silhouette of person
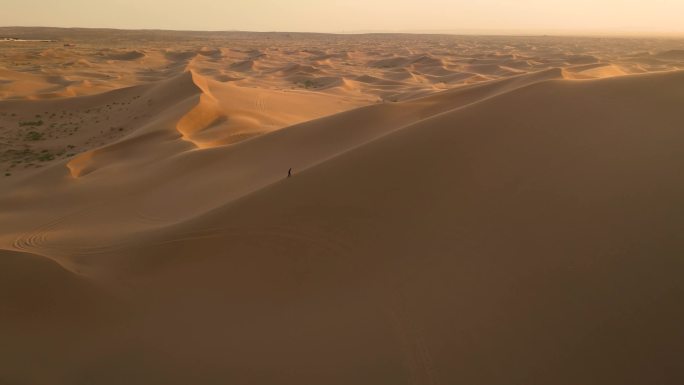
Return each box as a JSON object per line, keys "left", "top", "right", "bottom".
{"left": 288, "top": 168, "right": 292, "bottom": 178}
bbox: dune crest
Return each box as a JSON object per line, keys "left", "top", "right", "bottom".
{"left": 175, "top": 71, "right": 225, "bottom": 148}
{"left": 65, "top": 71, "right": 205, "bottom": 177}
{"left": 2, "top": 29, "right": 684, "bottom": 384}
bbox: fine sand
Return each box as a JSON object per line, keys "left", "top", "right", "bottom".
{"left": 1, "top": 28, "right": 684, "bottom": 385}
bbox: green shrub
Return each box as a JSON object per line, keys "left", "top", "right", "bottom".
{"left": 19, "top": 120, "right": 43, "bottom": 127}
{"left": 38, "top": 153, "right": 54, "bottom": 162}
{"left": 24, "top": 131, "right": 44, "bottom": 141}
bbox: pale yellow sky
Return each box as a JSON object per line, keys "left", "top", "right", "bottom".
{"left": 2, "top": 0, "right": 684, "bottom": 35}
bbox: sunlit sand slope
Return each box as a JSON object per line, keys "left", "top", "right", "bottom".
{"left": 1, "top": 68, "right": 683, "bottom": 384}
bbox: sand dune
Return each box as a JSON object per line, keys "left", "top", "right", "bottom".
{"left": 2, "top": 68, "right": 565, "bottom": 263}
{"left": 99, "top": 70, "right": 684, "bottom": 385}
{"left": 655, "top": 49, "right": 684, "bottom": 60}
{"left": 3, "top": 29, "right": 684, "bottom": 101}
{"left": 1, "top": 29, "right": 684, "bottom": 384}
{"left": 104, "top": 50, "right": 146, "bottom": 61}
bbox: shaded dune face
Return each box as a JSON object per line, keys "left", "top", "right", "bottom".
{"left": 1, "top": 30, "right": 684, "bottom": 385}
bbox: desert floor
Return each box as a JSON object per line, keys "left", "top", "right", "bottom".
{"left": 1, "top": 28, "right": 684, "bottom": 384}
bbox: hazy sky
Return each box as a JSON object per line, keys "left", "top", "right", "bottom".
{"left": 3, "top": 0, "right": 684, "bottom": 35}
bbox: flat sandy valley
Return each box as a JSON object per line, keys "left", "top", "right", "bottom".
{"left": 1, "top": 27, "right": 684, "bottom": 384}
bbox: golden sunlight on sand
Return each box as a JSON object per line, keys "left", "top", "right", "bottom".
{"left": 1, "top": 28, "right": 683, "bottom": 385}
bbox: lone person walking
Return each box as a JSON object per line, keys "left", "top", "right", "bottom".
{"left": 287, "top": 168, "right": 292, "bottom": 178}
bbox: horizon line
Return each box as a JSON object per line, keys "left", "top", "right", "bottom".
{"left": 1, "top": 25, "right": 684, "bottom": 39}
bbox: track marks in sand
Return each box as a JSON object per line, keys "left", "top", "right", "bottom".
{"left": 9, "top": 203, "right": 107, "bottom": 272}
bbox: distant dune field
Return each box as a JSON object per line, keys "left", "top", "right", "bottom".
{"left": 1, "top": 28, "right": 684, "bottom": 385}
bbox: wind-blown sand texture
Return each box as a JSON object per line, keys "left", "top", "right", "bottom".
{"left": 1, "top": 28, "right": 684, "bottom": 385}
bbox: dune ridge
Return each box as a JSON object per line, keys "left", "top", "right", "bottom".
{"left": 2, "top": 68, "right": 568, "bottom": 275}
{"left": 1, "top": 30, "right": 684, "bottom": 385}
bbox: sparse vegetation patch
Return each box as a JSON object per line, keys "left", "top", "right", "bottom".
{"left": 24, "top": 131, "right": 44, "bottom": 141}
{"left": 19, "top": 120, "right": 44, "bottom": 127}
